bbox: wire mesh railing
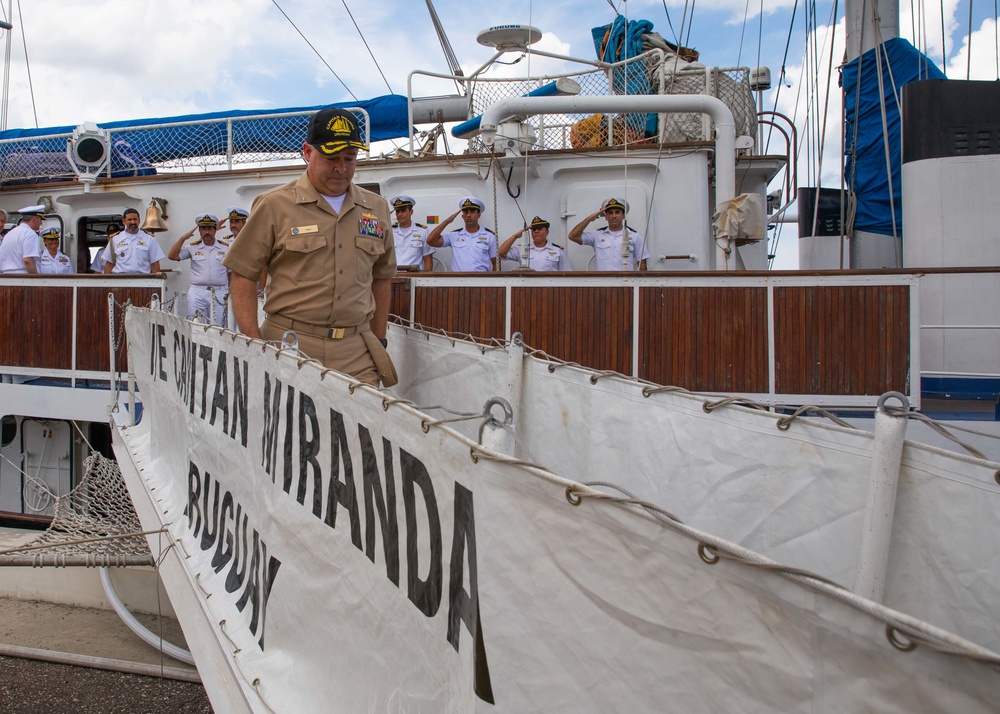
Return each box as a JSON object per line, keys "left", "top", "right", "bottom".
{"left": 458, "top": 51, "right": 756, "bottom": 153}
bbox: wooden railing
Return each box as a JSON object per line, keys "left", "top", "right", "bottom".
{"left": 390, "top": 272, "right": 919, "bottom": 408}
{"left": 0, "top": 275, "right": 164, "bottom": 381}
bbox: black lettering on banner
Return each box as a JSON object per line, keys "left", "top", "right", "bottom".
{"left": 231, "top": 356, "right": 249, "bottom": 447}
{"left": 184, "top": 460, "right": 282, "bottom": 652}
{"left": 150, "top": 323, "right": 156, "bottom": 377}
{"left": 361, "top": 427, "right": 399, "bottom": 586}
{"left": 297, "top": 393, "right": 321, "bottom": 514}
{"left": 150, "top": 323, "right": 168, "bottom": 380}
{"left": 447, "top": 483, "right": 494, "bottom": 703}
{"left": 210, "top": 350, "right": 229, "bottom": 432}
{"left": 226, "top": 505, "right": 249, "bottom": 591}
{"left": 173, "top": 331, "right": 184, "bottom": 396}
{"left": 185, "top": 461, "right": 203, "bottom": 536}
{"left": 211, "top": 491, "right": 234, "bottom": 572}
{"left": 188, "top": 340, "right": 197, "bottom": 414}
{"left": 261, "top": 374, "right": 282, "bottom": 480}
{"left": 257, "top": 553, "right": 282, "bottom": 650}
{"left": 198, "top": 345, "right": 213, "bottom": 420}
{"left": 282, "top": 385, "right": 295, "bottom": 495}
{"left": 401, "top": 449, "right": 442, "bottom": 617}
{"left": 235, "top": 533, "right": 261, "bottom": 623}
{"left": 157, "top": 324, "right": 167, "bottom": 382}
{"left": 326, "top": 410, "right": 362, "bottom": 550}
{"left": 200, "top": 472, "right": 221, "bottom": 552}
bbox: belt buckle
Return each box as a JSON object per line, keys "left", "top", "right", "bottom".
{"left": 327, "top": 327, "right": 346, "bottom": 339}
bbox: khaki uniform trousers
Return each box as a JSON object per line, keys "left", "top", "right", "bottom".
{"left": 261, "top": 318, "right": 379, "bottom": 386}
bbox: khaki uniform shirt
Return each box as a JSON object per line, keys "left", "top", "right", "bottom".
{"left": 223, "top": 173, "right": 396, "bottom": 327}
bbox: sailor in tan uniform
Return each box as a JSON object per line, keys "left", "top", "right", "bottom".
{"left": 223, "top": 107, "right": 397, "bottom": 387}
{"left": 38, "top": 227, "right": 74, "bottom": 274}
{"left": 168, "top": 213, "right": 231, "bottom": 325}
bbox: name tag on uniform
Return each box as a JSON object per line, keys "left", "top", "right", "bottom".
{"left": 291, "top": 225, "right": 319, "bottom": 235}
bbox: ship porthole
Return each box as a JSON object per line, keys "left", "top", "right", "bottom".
{"left": 0, "top": 415, "right": 16, "bottom": 447}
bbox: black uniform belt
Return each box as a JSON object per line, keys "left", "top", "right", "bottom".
{"left": 268, "top": 313, "right": 370, "bottom": 339}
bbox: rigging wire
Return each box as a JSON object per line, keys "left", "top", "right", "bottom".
{"left": 660, "top": 0, "right": 681, "bottom": 45}
{"left": 940, "top": 0, "right": 948, "bottom": 75}
{"left": 1, "top": 0, "right": 11, "bottom": 131}
{"left": 341, "top": 0, "right": 394, "bottom": 95}
{"left": 15, "top": 0, "right": 35, "bottom": 128}
{"left": 968, "top": 0, "right": 975, "bottom": 79}
{"left": 684, "top": 0, "right": 698, "bottom": 47}
{"left": 270, "top": 0, "right": 358, "bottom": 101}
{"left": 765, "top": 0, "right": 799, "bottom": 152}
{"left": 737, "top": 0, "right": 752, "bottom": 67}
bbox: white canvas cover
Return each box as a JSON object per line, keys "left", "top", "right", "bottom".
{"left": 117, "top": 309, "right": 1000, "bottom": 713}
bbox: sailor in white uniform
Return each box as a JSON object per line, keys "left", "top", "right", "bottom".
{"left": 391, "top": 195, "right": 434, "bottom": 271}
{"left": 168, "top": 213, "right": 231, "bottom": 325}
{"left": 569, "top": 197, "right": 650, "bottom": 271}
{"left": 426, "top": 196, "right": 498, "bottom": 272}
{"left": 101, "top": 207, "right": 166, "bottom": 274}
{"left": 90, "top": 224, "right": 119, "bottom": 273}
{"left": 499, "top": 215, "right": 571, "bottom": 271}
{"left": 0, "top": 204, "right": 44, "bottom": 274}
{"left": 221, "top": 206, "right": 249, "bottom": 241}
{"left": 38, "top": 227, "right": 73, "bottom": 274}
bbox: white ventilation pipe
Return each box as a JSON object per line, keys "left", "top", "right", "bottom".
{"left": 478, "top": 94, "right": 737, "bottom": 270}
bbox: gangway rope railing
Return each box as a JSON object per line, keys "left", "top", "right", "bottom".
{"left": 390, "top": 318, "right": 994, "bottom": 461}
{"left": 383, "top": 379, "right": 1000, "bottom": 668}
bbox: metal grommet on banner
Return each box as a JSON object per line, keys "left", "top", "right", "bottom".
{"left": 470, "top": 447, "right": 479, "bottom": 463}
{"left": 886, "top": 625, "right": 917, "bottom": 652}
{"left": 698, "top": 543, "right": 720, "bottom": 564}
{"left": 565, "top": 486, "right": 582, "bottom": 506}
{"left": 420, "top": 420, "right": 430, "bottom": 433}
{"left": 281, "top": 330, "right": 299, "bottom": 357}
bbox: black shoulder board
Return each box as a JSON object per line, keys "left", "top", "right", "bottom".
{"left": 392, "top": 223, "right": 399, "bottom": 228}
{"left": 415, "top": 223, "right": 426, "bottom": 228}
{"left": 551, "top": 243, "right": 564, "bottom": 249}
{"left": 484, "top": 228, "right": 496, "bottom": 235}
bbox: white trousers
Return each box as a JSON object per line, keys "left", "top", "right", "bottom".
{"left": 188, "top": 285, "right": 229, "bottom": 326}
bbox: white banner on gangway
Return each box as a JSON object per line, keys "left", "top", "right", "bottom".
{"left": 120, "top": 308, "right": 1000, "bottom": 713}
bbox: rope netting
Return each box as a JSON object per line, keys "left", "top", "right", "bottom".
{"left": 0, "top": 452, "right": 154, "bottom": 567}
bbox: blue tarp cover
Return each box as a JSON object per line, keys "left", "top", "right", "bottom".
{"left": 0, "top": 94, "right": 410, "bottom": 167}
{"left": 591, "top": 17, "right": 658, "bottom": 136}
{"left": 840, "top": 38, "right": 945, "bottom": 236}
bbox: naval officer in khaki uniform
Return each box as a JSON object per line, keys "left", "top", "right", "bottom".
{"left": 223, "top": 107, "right": 397, "bottom": 387}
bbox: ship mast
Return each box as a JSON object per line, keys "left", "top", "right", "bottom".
{"left": 842, "top": 0, "right": 902, "bottom": 269}
{"left": 844, "top": 0, "right": 899, "bottom": 61}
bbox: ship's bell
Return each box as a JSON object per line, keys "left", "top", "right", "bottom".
{"left": 142, "top": 200, "right": 168, "bottom": 233}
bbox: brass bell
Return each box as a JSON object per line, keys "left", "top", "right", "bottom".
{"left": 141, "top": 199, "right": 168, "bottom": 233}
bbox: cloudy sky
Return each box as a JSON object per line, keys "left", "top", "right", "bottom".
{"left": 3, "top": 0, "right": 997, "bottom": 266}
